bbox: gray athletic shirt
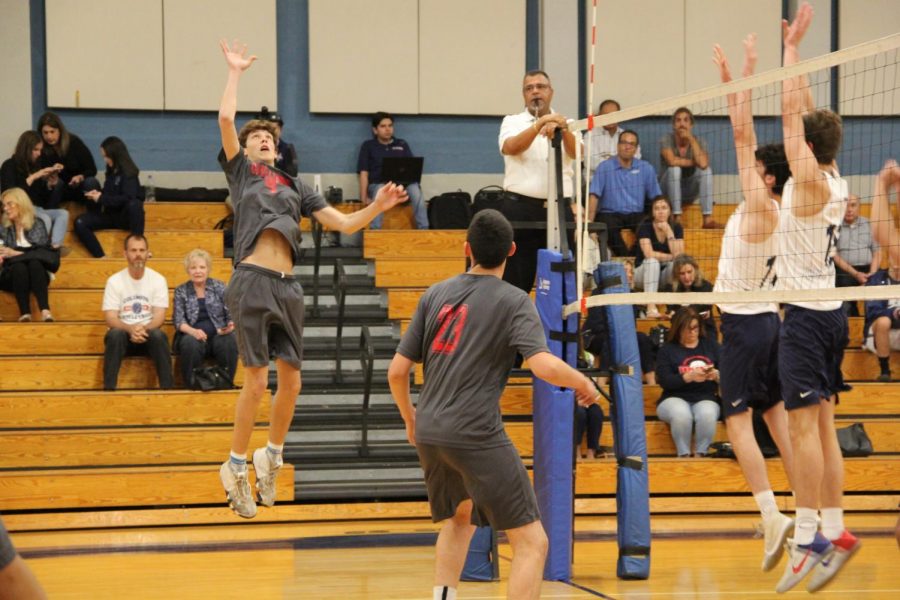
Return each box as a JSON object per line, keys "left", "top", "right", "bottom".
{"left": 396, "top": 273, "right": 549, "bottom": 449}
{"left": 220, "top": 151, "right": 328, "bottom": 265}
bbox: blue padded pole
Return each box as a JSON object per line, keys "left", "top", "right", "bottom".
{"left": 596, "top": 261, "right": 651, "bottom": 579}
{"left": 533, "top": 249, "right": 578, "bottom": 581}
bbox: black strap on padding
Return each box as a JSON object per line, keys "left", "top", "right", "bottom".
{"left": 617, "top": 455, "right": 644, "bottom": 470}
{"left": 549, "top": 331, "right": 579, "bottom": 343}
{"left": 599, "top": 275, "right": 623, "bottom": 290}
{"left": 620, "top": 545, "right": 651, "bottom": 557}
{"left": 550, "top": 260, "right": 576, "bottom": 273}
{"left": 609, "top": 364, "right": 634, "bottom": 375}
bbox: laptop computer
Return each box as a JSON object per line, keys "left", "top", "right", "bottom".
{"left": 380, "top": 157, "right": 424, "bottom": 185}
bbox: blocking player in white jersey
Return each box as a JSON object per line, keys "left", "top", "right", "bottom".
{"left": 712, "top": 34, "right": 796, "bottom": 573}
{"left": 774, "top": 4, "right": 859, "bottom": 594}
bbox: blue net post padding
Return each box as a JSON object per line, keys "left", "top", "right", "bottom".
{"left": 595, "top": 261, "right": 651, "bottom": 580}
{"left": 461, "top": 526, "right": 499, "bottom": 581}
{"left": 533, "top": 249, "right": 578, "bottom": 581}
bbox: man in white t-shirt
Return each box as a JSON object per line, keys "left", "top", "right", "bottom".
{"left": 101, "top": 234, "right": 173, "bottom": 390}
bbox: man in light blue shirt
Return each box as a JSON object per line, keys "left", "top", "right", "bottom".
{"left": 588, "top": 129, "right": 661, "bottom": 256}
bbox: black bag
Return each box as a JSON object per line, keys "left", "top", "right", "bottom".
{"left": 707, "top": 441, "right": 736, "bottom": 459}
{"left": 155, "top": 187, "right": 230, "bottom": 202}
{"left": 647, "top": 325, "right": 668, "bottom": 350}
{"left": 5, "top": 247, "right": 60, "bottom": 273}
{"left": 752, "top": 409, "right": 779, "bottom": 457}
{"left": 191, "top": 365, "right": 235, "bottom": 391}
{"left": 473, "top": 185, "right": 505, "bottom": 214}
{"left": 836, "top": 423, "right": 874, "bottom": 457}
{"left": 428, "top": 191, "right": 472, "bottom": 229}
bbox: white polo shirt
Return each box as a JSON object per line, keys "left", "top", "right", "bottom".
{"left": 499, "top": 109, "right": 574, "bottom": 199}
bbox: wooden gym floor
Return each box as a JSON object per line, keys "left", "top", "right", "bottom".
{"left": 11, "top": 513, "right": 899, "bottom": 599}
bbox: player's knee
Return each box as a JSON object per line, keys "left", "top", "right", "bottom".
{"left": 873, "top": 316, "right": 891, "bottom": 333}
{"left": 452, "top": 500, "right": 473, "bottom": 525}
{"left": 242, "top": 371, "right": 269, "bottom": 397}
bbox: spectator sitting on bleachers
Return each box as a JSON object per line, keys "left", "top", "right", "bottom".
{"left": 863, "top": 262, "right": 900, "bottom": 382}
{"left": 0, "top": 189, "right": 58, "bottom": 322}
{"left": 655, "top": 307, "right": 721, "bottom": 457}
{"left": 74, "top": 136, "right": 145, "bottom": 258}
{"left": 833, "top": 194, "right": 881, "bottom": 316}
{"left": 586, "top": 99, "right": 642, "bottom": 173}
{"left": 0, "top": 130, "right": 69, "bottom": 254}
{"left": 634, "top": 196, "right": 684, "bottom": 318}
{"left": 869, "top": 160, "right": 900, "bottom": 382}
{"left": 357, "top": 111, "right": 428, "bottom": 230}
{"left": 174, "top": 248, "right": 238, "bottom": 389}
{"left": 662, "top": 254, "right": 716, "bottom": 338}
{"left": 36, "top": 111, "right": 97, "bottom": 204}
{"left": 659, "top": 107, "right": 722, "bottom": 229}
{"left": 101, "top": 234, "right": 173, "bottom": 391}
{"left": 588, "top": 129, "right": 661, "bottom": 258}
{"left": 255, "top": 106, "right": 298, "bottom": 176}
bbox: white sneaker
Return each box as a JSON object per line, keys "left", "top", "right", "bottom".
{"left": 253, "top": 447, "right": 283, "bottom": 507}
{"left": 807, "top": 530, "right": 861, "bottom": 593}
{"left": 219, "top": 461, "right": 257, "bottom": 519}
{"left": 762, "top": 513, "right": 794, "bottom": 571}
{"left": 775, "top": 532, "right": 832, "bottom": 593}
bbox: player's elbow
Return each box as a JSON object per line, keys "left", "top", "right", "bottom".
{"left": 218, "top": 112, "right": 235, "bottom": 128}
{"left": 387, "top": 355, "right": 412, "bottom": 384}
{"left": 528, "top": 352, "right": 562, "bottom": 383}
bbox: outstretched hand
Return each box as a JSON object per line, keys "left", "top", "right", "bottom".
{"left": 878, "top": 159, "right": 900, "bottom": 189}
{"left": 220, "top": 39, "right": 257, "bottom": 72}
{"left": 712, "top": 44, "right": 732, "bottom": 83}
{"left": 574, "top": 376, "right": 601, "bottom": 408}
{"left": 783, "top": 2, "right": 813, "bottom": 49}
{"left": 372, "top": 182, "right": 409, "bottom": 212}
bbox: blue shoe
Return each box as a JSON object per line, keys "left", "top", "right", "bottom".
{"left": 775, "top": 532, "right": 832, "bottom": 593}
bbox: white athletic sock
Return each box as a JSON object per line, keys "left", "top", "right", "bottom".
{"left": 794, "top": 507, "right": 819, "bottom": 545}
{"left": 433, "top": 586, "right": 457, "bottom": 600}
{"left": 267, "top": 441, "right": 284, "bottom": 456}
{"left": 821, "top": 507, "right": 844, "bottom": 540}
{"left": 754, "top": 490, "right": 778, "bottom": 520}
{"left": 229, "top": 451, "right": 247, "bottom": 468}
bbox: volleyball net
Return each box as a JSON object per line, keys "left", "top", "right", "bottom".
{"left": 564, "top": 31, "right": 900, "bottom": 316}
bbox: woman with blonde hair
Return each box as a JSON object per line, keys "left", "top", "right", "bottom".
{"left": 663, "top": 253, "right": 717, "bottom": 337}
{"left": 173, "top": 248, "right": 238, "bottom": 388}
{"left": 0, "top": 189, "right": 57, "bottom": 321}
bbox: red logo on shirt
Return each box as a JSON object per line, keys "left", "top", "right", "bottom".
{"left": 431, "top": 304, "right": 468, "bottom": 355}
{"left": 249, "top": 162, "right": 291, "bottom": 194}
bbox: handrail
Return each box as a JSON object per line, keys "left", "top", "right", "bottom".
{"left": 332, "top": 258, "right": 347, "bottom": 384}
{"left": 311, "top": 216, "right": 324, "bottom": 318}
{"left": 358, "top": 325, "right": 375, "bottom": 458}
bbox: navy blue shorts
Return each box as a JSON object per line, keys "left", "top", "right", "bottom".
{"left": 778, "top": 306, "right": 848, "bottom": 410}
{"left": 719, "top": 312, "right": 781, "bottom": 418}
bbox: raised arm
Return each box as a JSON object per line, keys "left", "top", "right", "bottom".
{"left": 782, "top": 3, "right": 830, "bottom": 216}
{"left": 715, "top": 35, "right": 778, "bottom": 239}
{"left": 314, "top": 182, "right": 408, "bottom": 234}
{"left": 218, "top": 40, "right": 257, "bottom": 162}
{"left": 872, "top": 160, "right": 900, "bottom": 266}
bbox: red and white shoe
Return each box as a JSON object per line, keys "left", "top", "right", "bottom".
{"left": 806, "top": 530, "right": 861, "bottom": 593}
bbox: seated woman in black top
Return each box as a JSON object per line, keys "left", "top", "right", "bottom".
{"left": 662, "top": 254, "right": 717, "bottom": 338}
{"left": 0, "top": 189, "right": 56, "bottom": 322}
{"left": 37, "top": 111, "right": 97, "bottom": 203}
{"left": 73, "top": 137, "right": 145, "bottom": 258}
{"left": 0, "top": 131, "right": 68, "bottom": 252}
{"left": 633, "top": 196, "right": 684, "bottom": 318}
{"left": 655, "top": 307, "right": 721, "bottom": 457}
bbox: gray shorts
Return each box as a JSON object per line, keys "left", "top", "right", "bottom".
{"left": 417, "top": 442, "right": 540, "bottom": 532}
{"left": 0, "top": 517, "right": 16, "bottom": 571}
{"left": 224, "top": 264, "right": 305, "bottom": 369}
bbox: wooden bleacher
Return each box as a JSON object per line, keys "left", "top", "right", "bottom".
{"left": 0, "top": 201, "right": 294, "bottom": 528}
{"left": 365, "top": 222, "right": 900, "bottom": 514}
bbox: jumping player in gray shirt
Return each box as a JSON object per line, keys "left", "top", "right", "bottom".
{"left": 388, "top": 209, "right": 598, "bottom": 600}
{"left": 218, "top": 40, "right": 408, "bottom": 519}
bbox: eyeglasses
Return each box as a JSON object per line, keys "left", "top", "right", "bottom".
{"left": 523, "top": 83, "right": 550, "bottom": 92}
{"left": 618, "top": 140, "right": 637, "bottom": 147}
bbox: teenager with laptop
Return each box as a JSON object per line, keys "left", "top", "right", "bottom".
{"left": 357, "top": 111, "right": 429, "bottom": 229}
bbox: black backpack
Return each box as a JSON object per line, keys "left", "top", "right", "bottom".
{"left": 428, "top": 191, "right": 472, "bottom": 229}
{"left": 473, "top": 185, "right": 506, "bottom": 214}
